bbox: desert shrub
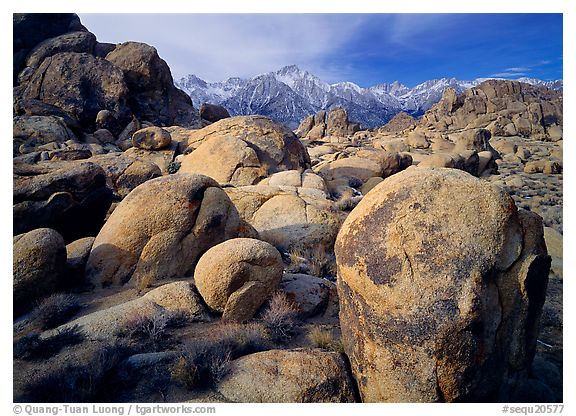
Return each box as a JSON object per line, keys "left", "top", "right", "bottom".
{"left": 286, "top": 248, "right": 307, "bottom": 273}
{"left": 136, "top": 366, "right": 172, "bottom": 402}
{"left": 308, "top": 246, "right": 336, "bottom": 279}
{"left": 336, "top": 194, "right": 362, "bottom": 211}
{"left": 13, "top": 325, "right": 84, "bottom": 361}
{"left": 121, "top": 310, "right": 187, "bottom": 351}
{"left": 31, "top": 293, "right": 82, "bottom": 330}
{"left": 179, "top": 322, "right": 270, "bottom": 389}
{"left": 167, "top": 161, "right": 181, "bottom": 174}
{"left": 170, "top": 356, "right": 197, "bottom": 389}
{"left": 260, "top": 292, "right": 299, "bottom": 343}
{"left": 21, "top": 342, "right": 133, "bottom": 402}
{"left": 347, "top": 177, "right": 363, "bottom": 189}
{"left": 206, "top": 349, "right": 232, "bottom": 385}
{"left": 307, "top": 326, "right": 345, "bottom": 353}
{"left": 285, "top": 246, "right": 337, "bottom": 280}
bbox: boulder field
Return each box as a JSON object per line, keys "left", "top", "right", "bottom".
{"left": 12, "top": 13, "right": 561, "bottom": 404}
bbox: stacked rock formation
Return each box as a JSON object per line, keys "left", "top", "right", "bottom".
{"left": 421, "top": 80, "right": 562, "bottom": 141}
{"left": 296, "top": 107, "right": 361, "bottom": 140}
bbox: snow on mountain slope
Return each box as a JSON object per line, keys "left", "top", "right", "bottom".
{"left": 175, "top": 65, "right": 562, "bottom": 129}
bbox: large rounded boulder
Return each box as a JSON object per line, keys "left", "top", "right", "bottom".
{"left": 13, "top": 228, "right": 67, "bottom": 316}
{"left": 335, "top": 167, "right": 550, "bottom": 402}
{"left": 13, "top": 13, "right": 86, "bottom": 83}
{"left": 105, "top": 42, "right": 198, "bottom": 127}
{"left": 179, "top": 116, "right": 311, "bottom": 186}
{"left": 85, "top": 173, "right": 240, "bottom": 288}
{"left": 18, "top": 31, "right": 97, "bottom": 83}
{"left": 194, "top": 238, "right": 283, "bottom": 322}
{"left": 23, "top": 52, "right": 131, "bottom": 128}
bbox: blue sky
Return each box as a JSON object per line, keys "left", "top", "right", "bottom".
{"left": 79, "top": 13, "right": 563, "bottom": 87}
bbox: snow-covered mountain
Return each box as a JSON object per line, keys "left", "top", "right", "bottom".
{"left": 175, "top": 65, "right": 563, "bottom": 129}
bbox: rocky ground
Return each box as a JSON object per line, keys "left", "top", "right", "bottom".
{"left": 13, "top": 13, "right": 562, "bottom": 404}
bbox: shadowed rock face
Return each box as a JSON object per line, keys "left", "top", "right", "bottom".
{"left": 13, "top": 228, "right": 67, "bottom": 316}
{"left": 13, "top": 161, "right": 113, "bottom": 241}
{"left": 14, "top": 13, "right": 200, "bottom": 143}
{"left": 335, "top": 167, "right": 550, "bottom": 402}
{"left": 13, "top": 13, "right": 87, "bottom": 84}
{"left": 23, "top": 52, "right": 132, "bottom": 129}
{"left": 106, "top": 42, "right": 199, "bottom": 128}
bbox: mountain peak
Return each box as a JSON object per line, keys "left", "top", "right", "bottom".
{"left": 277, "top": 64, "right": 304, "bottom": 75}
{"left": 176, "top": 66, "right": 563, "bottom": 129}
{"left": 331, "top": 81, "right": 363, "bottom": 94}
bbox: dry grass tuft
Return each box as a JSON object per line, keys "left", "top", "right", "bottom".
{"left": 178, "top": 321, "right": 270, "bottom": 390}
{"left": 307, "top": 326, "right": 345, "bottom": 353}
{"left": 260, "top": 292, "right": 299, "bottom": 342}
{"left": 31, "top": 293, "right": 82, "bottom": 330}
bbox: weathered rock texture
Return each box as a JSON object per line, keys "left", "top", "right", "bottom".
{"left": 87, "top": 153, "right": 162, "bottom": 199}
{"left": 379, "top": 111, "right": 417, "bottom": 133}
{"left": 131, "top": 126, "right": 172, "bottom": 150}
{"left": 194, "top": 238, "right": 283, "bottom": 322}
{"left": 13, "top": 13, "right": 87, "bottom": 84}
{"left": 14, "top": 13, "right": 200, "bottom": 144}
{"left": 179, "top": 116, "right": 310, "bottom": 186}
{"left": 105, "top": 41, "right": 198, "bottom": 127}
{"left": 23, "top": 52, "right": 132, "bottom": 128}
{"left": 85, "top": 173, "right": 240, "bottom": 288}
{"left": 335, "top": 167, "right": 550, "bottom": 402}
{"left": 13, "top": 228, "right": 67, "bottom": 315}
{"left": 216, "top": 349, "right": 357, "bottom": 402}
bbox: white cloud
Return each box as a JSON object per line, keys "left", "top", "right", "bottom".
{"left": 490, "top": 71, "right": 528, "bottom": 77}
{"left": 79, "top": 14, "right": 368, "bottom": 82}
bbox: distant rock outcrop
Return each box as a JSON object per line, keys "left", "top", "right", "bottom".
{"left": 296, "top": 107, "right": 360, "bottom": 139}
{"left": 421, "top": 80, "right": 563, "bottom": 140}
{"left": 379, "top": 111, "right": 417, "bottom": 133}
{"left": 335, "top": 168, "right": 550, "bottom": 402}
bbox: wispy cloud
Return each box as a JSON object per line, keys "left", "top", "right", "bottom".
{"left": 505, "top": 67, "right": 530, "bottom": 72}
{"left": 80, "top": 14, "right": 369, "bottom": 82}
{"left": 491, "top": 59, "right": 553, "bottom": 79}
{"left": 78, "top": 14, "right": 562, "bottom": 86}
{"left": 490, "top": 72, "right": 528, "bottom": 77}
